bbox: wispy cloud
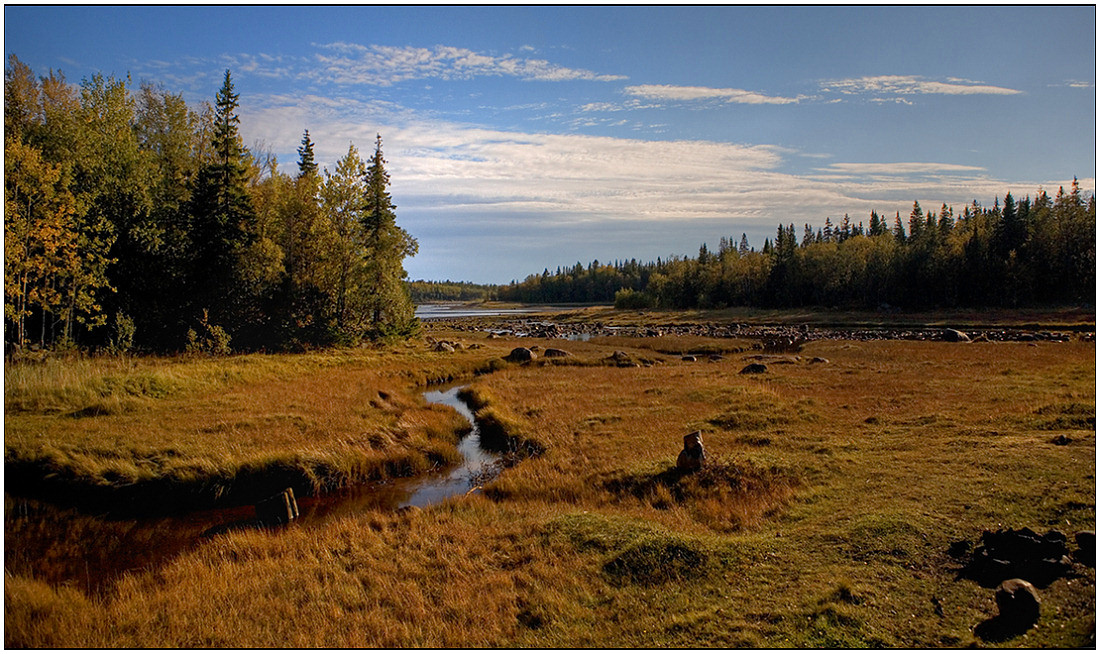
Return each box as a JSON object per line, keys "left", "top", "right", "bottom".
{"left": 308, "top": 43, "right": 626, "bottom": 86}
{"left": 624, "top": 84, "right": 802, "bottom": 105}
{"left": 821, "top": 162, "right": 987, "bottom": 175}
{"left": 823, "top": 74, "right": 1022, "bottom": 98}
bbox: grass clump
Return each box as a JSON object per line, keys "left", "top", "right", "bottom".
{"left": 1031, "top": 401, "right": 1095, "bottom": 430}
{"left": 458, "top": 384, "right": 546, "bottom": 456}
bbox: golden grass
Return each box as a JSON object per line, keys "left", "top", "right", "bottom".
{"left": 5, "top": 324, "right": 1095, "bottom": 648}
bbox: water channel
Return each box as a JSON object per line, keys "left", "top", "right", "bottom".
{"left": 4, "top": 385, "right": 498, "bottom": 597}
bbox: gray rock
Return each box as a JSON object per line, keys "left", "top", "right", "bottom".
{"left": 943, "top": 329, "right": 971, "bottom": 342}
{"left": 505, "top": 347, "right": 537, "bottom": 363}
{"left": 740, "top": 363, "right": 768, "bottom": 374}
{"left": 1075, "top": 531, "right": 1094, "bottom": 566}
{"left": 676, "top": 431, "right": 706, "bottom": 473}
{"left": 543, "top": 348, "right": 572, "bottom": 358}
{"left": 995, "top": 578, "right": 1040, "bottom": 626}
{"left": 682, "top": 355, "right": 697, "bottom": 362}
{"left": 810, "top": 357, "right": 829, "bottom": 364}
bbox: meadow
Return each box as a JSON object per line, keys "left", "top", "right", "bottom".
{"left": 4, "top": 309, "right": 1095, "bottom": 647}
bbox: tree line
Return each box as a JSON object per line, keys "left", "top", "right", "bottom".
{"left": 5, "top": 55, "right": 417, "bottom": 353}
{"left": 500, "top": 188, "right": 1095, "bottom": 310}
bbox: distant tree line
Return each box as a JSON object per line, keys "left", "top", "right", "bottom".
{"left": 406, "top": 280, "right": 499, "bottom": 303}
{"left": 500, "top": 188, "right": 1095, "bottom": 310}
{"left": 5, "top": 55, "right": 418, "bottom": 353}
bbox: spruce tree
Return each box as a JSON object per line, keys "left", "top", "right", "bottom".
{"left": 360, "top": 134, "right": 418, "bottom": 339}
{"left": 187, "top": 69, "right": 256, "bottom": 342}
{"left": 297, "top": 129, "right": 318, "bottom": 177}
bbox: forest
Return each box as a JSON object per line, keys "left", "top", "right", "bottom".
{"left": 5, "top": 55, "right": 417, "bottom": 354}
{"left": 499, "top": 188, "right": 1096, "bottom": 311}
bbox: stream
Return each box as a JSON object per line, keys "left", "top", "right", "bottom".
{"left": 4, "top": 385, "right": 499, "bottom": 597}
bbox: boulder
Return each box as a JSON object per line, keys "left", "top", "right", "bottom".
{"left": 432, "top": 341, "right": 456, "bottom": 353}
{"left": 943, "top": 328, "right": 971, "bottom": 342}
{"left": 961, "top": 527, "right": 1072, "bottom": 587}
{"left": 505, "top": 347, "right": 537, "bottom": 363}
{"left": 543, "top": 348, "right": 573, "bottom": 358}
{"left": 1050, "top": 434, "right": 1071, "bottom": 445}
{"left": 1074, "top": 531, "right": 1095, "bottom": 566}
{"left": 995, "top": 578, "right": 1040, "bottom": 626}
{"left": 682, "top": 355, "right": 697, "bottom": 362}
{"left": 810, "top": 357, "right": 829, "bottom": 364}
{"left": 707, "top": 354, "right": 724, "bottom": 362}
{"left": 676, "top": 431, "right": 706, "bottom": 473}
{"left": 740, "top": 363, "right": 768, "bottom": 374}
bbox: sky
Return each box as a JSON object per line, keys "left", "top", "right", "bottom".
{"left": 5, "top": 5, "right": 1096, "bottom": 284}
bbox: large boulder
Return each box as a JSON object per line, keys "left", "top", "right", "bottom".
{"left": 676, "top": 431, "right": 706, "bottom": 473}
{"left": 995, "top": 578, "right": 1041, "bottom": 626}
{"left": 505, "top": 347, "right": 537, "bottom": 363}
{"left": 740, "top": 363, "right": 768, "bottom": 374}
{"left": 1075, "top": 531, "right": 1095, "bottom": 566}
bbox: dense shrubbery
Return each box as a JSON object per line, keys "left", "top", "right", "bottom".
{"left": 501, "top": 190, "right": 1095, "bottom": 310}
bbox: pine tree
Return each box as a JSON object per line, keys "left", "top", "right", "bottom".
{"left": 360, "top": 134, "right": 418, "bottom": 339}
{"left": 187, "top": 69, "right": 256, "bottom": 342}
{"left": 297, "top": 129, "right": 318, "bottom": 178}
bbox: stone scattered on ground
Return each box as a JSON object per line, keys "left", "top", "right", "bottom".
{"left": 810, "top": 357, "right": 829, "bottom": 364}
{"left": 675, "top": 431, "right": 706, "bottom": 473}
{"left": 682, "top": 355, "right": 697, "bottom": 362}
{"left": 1050, "top": 434, "right": 1072, "bottom": 445}
{"left": 955, "top": 527, "right": 1076, "bottom": 588}
{"left": 543, "top": 348, "right": 573, "bottom": 358}
{"left": 739, "top": 363, "right": 768, "bottom": 374}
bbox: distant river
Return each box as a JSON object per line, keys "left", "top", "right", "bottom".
{"left": 415, "top": 304, "right": 551, "bottom": 319}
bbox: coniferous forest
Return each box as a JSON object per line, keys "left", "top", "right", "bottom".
{"left": 5, "top": 56, "right": 417, "bottom": 353}
{"left": 500, "top": 189, "right": 1095, "bottom": 311}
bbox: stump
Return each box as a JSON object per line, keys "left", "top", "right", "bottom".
{"left": 256, "top": 487, "right": 300, "bottom": 525}
{"left": 676, "top": 431, "right": 706, "bottom": 473}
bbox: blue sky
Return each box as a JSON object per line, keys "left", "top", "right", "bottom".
{"left": 6, "top": 5, "right": 1095, "bottom": 283}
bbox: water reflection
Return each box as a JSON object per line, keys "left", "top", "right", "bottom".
{"left": 4, "top": 385, "right": 498, "bottom": 596}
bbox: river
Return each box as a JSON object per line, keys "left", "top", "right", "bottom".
{"left": 4, "top": 385, "right": 498, "bottom": 597}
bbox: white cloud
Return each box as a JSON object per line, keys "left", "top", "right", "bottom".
{"left": 624, "top": 84, "right": 802, "bottom": 105}
{"left": 308, "top": 43, "right": 626, "bottom": 86}
{"left": 239, "top": 92, "right": 1089, "bottom": 281}
{"left": 821, "top": 162, "right": 987, "bottom": 175}
{"left": 823, "top": 75, "right": 1022, "bottom": 97}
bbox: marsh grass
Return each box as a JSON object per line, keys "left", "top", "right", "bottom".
{"left": 5, "top": 322, "right": 1095, "bottom": 648}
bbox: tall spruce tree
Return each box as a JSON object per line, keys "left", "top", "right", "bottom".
{"left": 187, "top": 69, "right": 256, "bottom": 343}
{"left": 297, "top": 129, "right": 318, "bottom": 178}
{"left": 360, "top": 134, "right": 418, "bottom": 338}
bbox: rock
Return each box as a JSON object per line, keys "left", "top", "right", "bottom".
{"left": 707, "top": 354, "right": 724, "bottom": 362}
{"left": 810, "top": 357, "right": 829, "bottom": 364}
{"left": 995, "top": 578, "right": 1040, "bottom": 626}
{"left": 529, "top": 345, "right": 541, "bottom": 352}
{"left": 255, "top": 487, "right": 299, "bottom": 526}
{"left": 1074, "top": 531, "right": 1095, "bottom": 566}
{"left": 543, "top": 348, "right": 573, "bottom": 358}
{"left": 740, "top": 363, "right": 768, "bottom": 374}
{"left": 682, "top": 355, "right": 697, "bottom": 362}
{"left": 432, "top": 341, "right": 455, "bottom": 353}
{"left": 505, "top": 347, "right": 537, "bottom": 363}
{"left": 962, "top": 527, "right": 1072, "bottom": 587}
{"left": 943, "top": 328, "right": 971, "bottom": 343}
{"left": 611, "top": 351, "right": 631, "bottom": 361}
{"left": 676, "top": 431, "right": 706, "bottom": 473}
{"left": 1051, "top": 434, "right": 1071, "bottom": 445}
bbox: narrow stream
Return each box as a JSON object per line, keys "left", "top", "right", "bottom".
{"left": 4, "top": 385, "right": 498, "bottom": 597}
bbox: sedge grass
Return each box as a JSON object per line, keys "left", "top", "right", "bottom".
{"left": 5, "top": 326, "right": 1095, "bottom": 648}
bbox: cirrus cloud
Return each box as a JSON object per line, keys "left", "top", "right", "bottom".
{"left": 823, "top": 74, "right": 1022, "bottom": 97}
{"left": 310, "top": 42, "right": 627, "bottom": 86}
{"left": 624, "top": 83, "right": 802, "bottom": 105}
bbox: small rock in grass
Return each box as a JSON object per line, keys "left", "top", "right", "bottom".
{"left": 543, "top": 348, "right": 572, "bottom": 358}
{"left": 739, "top": 363, "right": 768, "bottom": 374}
{"left": 676, "top": 431, "right": 706, "bottom": 473}
{"left": 943, "top": 328, "right": 971, "bottom": 343}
